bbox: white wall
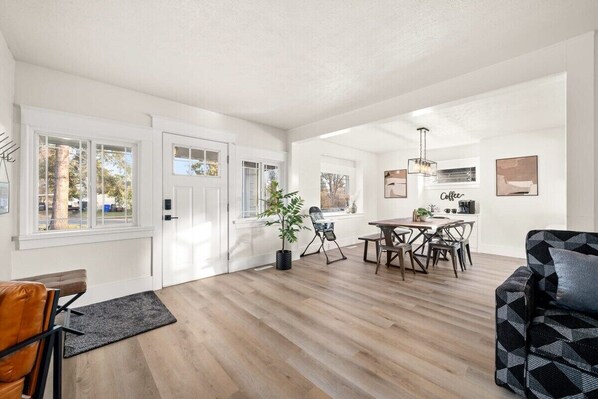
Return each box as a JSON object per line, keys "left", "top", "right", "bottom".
{"left": 290, "top": 139, "right": 378, "bottom": 254}
{"left": 9, "top": 62, "right": 287, "bottom": 303}
{"left": 0, "top": 30, "right": 15, "bottom": 280}
{"left": 376, "top": 129, "right": 566, "bottom": 258}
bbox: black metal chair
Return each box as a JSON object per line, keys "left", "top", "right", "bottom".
{"left": 375, "top": 225, "right": 415, "bottom": 280}
{"left": 451, "top": 221, "right": 475, "bottom": 267}
{"left": 300, "top": 206, "right": 347, "bottom": 264}
{"left": 425, "top": 222, "right": 465, "bottom": 277}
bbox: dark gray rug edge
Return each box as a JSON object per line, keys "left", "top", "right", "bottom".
{"left": 63, "top": 290, "right": 177, "bottom": 358}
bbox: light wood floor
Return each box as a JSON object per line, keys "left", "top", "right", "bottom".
{"left": 58, "top": 245, "right": 522, "bottom": 399}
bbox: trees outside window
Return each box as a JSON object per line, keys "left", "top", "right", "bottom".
{"left": 37, "top": 134, "right": 135, "bottom": 231}
{"left": 320, "top": 172, "right": 350, "bottom": 212}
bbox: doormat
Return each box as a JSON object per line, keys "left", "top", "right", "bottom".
{"left": 63, "top": 291, "right": 177, "bottom": 358}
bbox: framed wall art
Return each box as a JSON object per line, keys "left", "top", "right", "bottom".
{"left": 384, "top": 169, "right": 407, "bottom": 198}
{"left": 496, "top": 155, "right": 538, "bottom": 196}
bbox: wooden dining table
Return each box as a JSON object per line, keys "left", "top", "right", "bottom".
{"left": 368, "top": 217, "right": 464, "bottom": 273}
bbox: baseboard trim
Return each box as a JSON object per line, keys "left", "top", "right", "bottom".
{"left": 229, "top": 252, "right": 276, "bottom": 273}
{"left": 67, "top": 275, "right": 154, "bottom": 307}
{"left": 477, "top": 243, "right": 525, "bottom": 259}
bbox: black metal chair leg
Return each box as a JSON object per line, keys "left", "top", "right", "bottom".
{"left": 69, "top": 309, "right": 84, "bottom": 316}
{"left": 56, "top": 292, "right": 83, "bottom": 314}
{"left": 426, "top": 244, "right": 433, "bottom": 269}
{"left": 456, "top": 249, "right": 465, "bottom": 272}
{"left": 450, "top": 249, "right": 459, "bottom": 278}
{"left": 53, "top": 327, "right": 63, "bottom": 399}
{"left": 466, "top": 244, "right": 473, "bottom": 266}
{"left": 375, "top": 249, "right": 383, "bottom": 274}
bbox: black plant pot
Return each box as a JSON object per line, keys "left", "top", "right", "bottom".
{"left": 276, "top": 250, "right": 292, "bottom": 270}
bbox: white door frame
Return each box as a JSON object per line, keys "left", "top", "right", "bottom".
{"left": 151, "top": 116, "right": 236, "bottom": 290}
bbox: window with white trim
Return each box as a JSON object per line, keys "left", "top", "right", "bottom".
{"left": 320, "top": 172, "right": 350, "bottom": 212}
{"left": 320, "top": 156, "right": 356, "bottom": 213}
{"left": 36, "top": 133, "right": 137, "bottom": 232}
{"left": 241, "top": 160, "right": 280, "bottom": 218}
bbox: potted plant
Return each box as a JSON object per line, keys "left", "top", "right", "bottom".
{"left": 258, "top": 181, "right": 310, "bottom": 270}
{"left": 414, "top": 207, "right": 433, "bottom": 222}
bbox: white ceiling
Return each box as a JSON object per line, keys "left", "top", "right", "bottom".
{"left": 322, "top": 74, "right": 566, "bottom": 153}
{"left": 0, "top": 1, "right": 595, "bottom": 130}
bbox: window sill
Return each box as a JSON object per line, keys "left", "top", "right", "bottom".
{"left": 14, "top": 226, "right": 154, "bottom": 250}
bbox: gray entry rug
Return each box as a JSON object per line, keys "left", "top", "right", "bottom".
{"left": 64, "top": 291, "right": 177, "bottom": 358}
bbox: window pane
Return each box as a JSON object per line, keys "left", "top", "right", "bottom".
{"left": 262, "top": 164, "right": 279, "bottom": 209}
{"left": 173, "top": 146, "right": 219, "bottom": 176}
{"left": 174, "top": 146, "right": 189, "bottom": 159}
{"left": 97, "top": 144, "right": 134, "bottom": 226}
{"left": 242, "top": 162, "right": 259, "bottom": 218}
{"left": 320, "top": 173, "right": 350, "bottom": 212}
{"left": 37, "top": 135, "right": 88, "bottom": 231}
{"left": 205, "top": 151, "right": 219, "bottom": 177}
{"left": 190, "top": 148, "right": 204, "bottom": 161}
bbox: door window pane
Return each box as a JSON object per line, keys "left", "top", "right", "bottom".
{"left": 205, "top": 151, "right": 219, "bottom": 177}
{"left": 38, "top": 135, "right": 89, "bottom": 231}
{"left": 173, "top": 145, "right": 220, "bottom": 177}
{"left": 190, "top": 148, "right": 204, "bottom": 161}
{"left": 97, "top": 144, "right": 134, "bottom": 226}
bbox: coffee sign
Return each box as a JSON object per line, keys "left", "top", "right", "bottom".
{"left": 440, "top": 191, "right": 465, "bottom": 201}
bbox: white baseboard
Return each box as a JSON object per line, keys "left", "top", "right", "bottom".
{"left": 229, "top": 252, "right": 276, "bottom": 272}
{"left": 477, "top": 243, "right": 526, "bottom": 259}
{"left": 64, "top": 275, "right": 154, "bottom": 307}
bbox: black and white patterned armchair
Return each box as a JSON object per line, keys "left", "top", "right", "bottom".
{"left": 496, "top": 230, "right": 598, "bottom": 398}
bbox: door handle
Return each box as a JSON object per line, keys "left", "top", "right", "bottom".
{"left": 164, "top": 215, "right": 179, "bottom": 221}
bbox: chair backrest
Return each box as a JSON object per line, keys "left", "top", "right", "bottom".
{"left": 461, "top": 221, "right": 475, "bottom": 240}
{"left": 0, "top": 282, "right": 47, "bottom": 389}
{"left": 309, "top": 206, "right": 335, "bottom": 233}
{"left": 378, "top": 225, "right": 396, "bottom": 247}
{"left": 526, "top": 230, "right": 598, "bottom": 304}
{"left": 435, "top": 221, "right": 461, "bottom": 242}
{"left": 309, "top": 206, "right": 324, "bottom": 223}
{"left": 449, "top": 221, "right": 474, "bottom": 241}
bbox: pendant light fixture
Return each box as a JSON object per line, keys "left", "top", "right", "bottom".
{"left": 408, "top": 127, "right": 437, "bottom": 176}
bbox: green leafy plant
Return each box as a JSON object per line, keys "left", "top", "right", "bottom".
{"left": 258, "top": 181, "right": 310, "bottom": 251}
{"left": 415, "top": 207, "right": 432, "bottom": 217}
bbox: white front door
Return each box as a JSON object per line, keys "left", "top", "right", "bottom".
{"left": 162, "top": 133, "right": 228, "bottom": 287}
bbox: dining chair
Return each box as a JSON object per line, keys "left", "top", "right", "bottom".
{"left": 450, "top": 221, "right": 475, "bottom": 267}
{"left": 425, "top": 222, "right": 465, "bottom": 278}
{"left": 375, "top": 225, "right": 415, "bottom": 281}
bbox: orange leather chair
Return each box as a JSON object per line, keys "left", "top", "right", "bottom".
{"left": 0, "top": 282, "right": 62, "bottom": 399}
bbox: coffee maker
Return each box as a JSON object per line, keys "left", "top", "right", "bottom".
{"left": 458, "top": 200, "right": 476, "bottom": 214}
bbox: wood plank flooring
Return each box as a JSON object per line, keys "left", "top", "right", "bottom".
{"left": 59, "top": 245, "right": 522, "bottom": 399}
